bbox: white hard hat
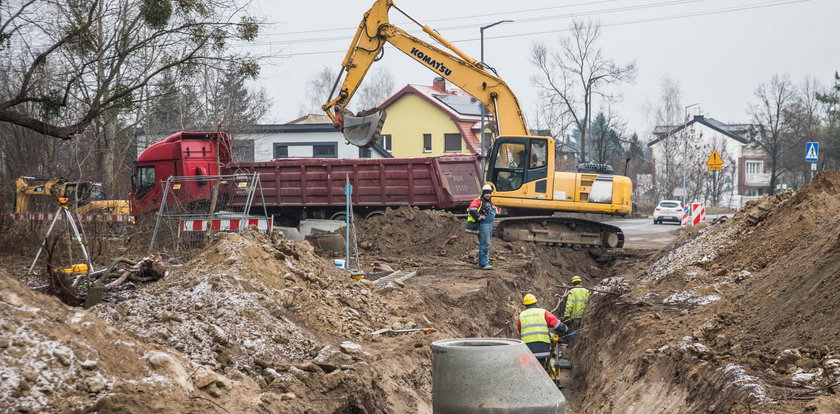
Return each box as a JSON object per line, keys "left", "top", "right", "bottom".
{"left": 482, "top": 184, "right": 493, "bottom": 192}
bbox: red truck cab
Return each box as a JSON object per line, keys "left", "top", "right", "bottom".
{"left": 130, "top": 132, "right": 230, "bottom": 216}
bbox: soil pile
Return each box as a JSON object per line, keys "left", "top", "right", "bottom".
{"left": 91, "top": 227, "right": 406, "bottom": 412}
{"left": 0, "top": 268, "right": 273, "bottom": 414}
{"left": 356, "top": 206, "right": 475, "bottom": 262}
{"left": 571, "top": 172, "right": 840, "bottom": 413}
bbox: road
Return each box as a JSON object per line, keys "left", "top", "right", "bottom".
{"left": 609, "top": 214, "right": 728, "bottom": 249}
{"left": 610, "top": 217, "right": 682, "bottom": 249}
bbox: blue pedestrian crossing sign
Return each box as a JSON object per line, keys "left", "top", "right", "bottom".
{"left": 805, "top": 142, "right": 819, "bottom": 162}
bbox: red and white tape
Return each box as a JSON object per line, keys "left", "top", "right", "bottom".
{"left": 179, "top": 218, "right": 273, "bottom": 232}
{"left": 2, "top": 213, "right": 134, "bottom": 222}
{"left": 691, "top": 203, "right": 706, "bottom": 226}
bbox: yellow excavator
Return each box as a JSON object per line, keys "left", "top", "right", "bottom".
{"left": 323, "top": 0, "right": 632, "bottom": 248}
{"left": 15, "top": 177, "right": 129, "bottom": 215}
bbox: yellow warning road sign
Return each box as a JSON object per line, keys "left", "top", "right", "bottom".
{"left": 706, "top": 149, "right": 723, "bottom": 166}
{"left": 708, "top": 164, "right": 723, "bottom": 171}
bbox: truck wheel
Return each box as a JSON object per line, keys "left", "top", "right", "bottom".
{"left": 330, "top": 212, "right": 357, "bottom": 222}
{"left": 365, "top": 210, "right": 385, "bottom": 220}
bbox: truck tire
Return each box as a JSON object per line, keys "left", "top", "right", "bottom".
{"left": 365, "top": 210, "right": 385, "bottom": 220}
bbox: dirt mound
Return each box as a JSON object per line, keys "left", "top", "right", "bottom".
{"left": 356, "top": 206, "right": 474, "bottom": 262}
{"left": 0, "top": 268, "right": 275, "bottom": 413}
{"left": 90, "top": 227, "right": 409, "bottom": 412}
{"left": 579, "top": 171, "right": 840, "bottom": 412}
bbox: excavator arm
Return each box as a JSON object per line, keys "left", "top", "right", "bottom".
{"left": 323, "top": 0, "right": 529, "bottom": 147}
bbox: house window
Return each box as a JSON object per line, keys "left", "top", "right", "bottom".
{"left": 380, "top": 134, "right": 392, "bottom": 152}
{"left": 444, "top": 133, "right": 462, "bottom": 152}
{"left": 423, "top": 134, "right": 432, "bottom": 152}
{"left": 745, "top": 161, "right": 762, "bottom": 174}
{"left": 273, "top": 144, "right": 288, "bottom": 159}
{"left": 313, "top": 144, "right": 338, "bottom": 158}
{"left": 359, "top": 148, "right": 371, "bottom": 158}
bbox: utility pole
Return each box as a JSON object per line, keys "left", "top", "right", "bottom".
{"left": 479, "top": 19, "right": 513, "bottom": 174}
{"left": 682, "top": 103, "right": 700, "bottom": 206}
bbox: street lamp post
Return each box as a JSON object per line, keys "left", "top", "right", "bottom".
{"left": 682, "top": 103, "right": 700, "bottom": 206}
{"left": 479, "top": 19, "right": 513, "bottom": 174}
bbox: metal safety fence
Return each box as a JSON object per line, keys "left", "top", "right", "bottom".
{"left": 148, "top": 173, "right": 270, "bottom": 253}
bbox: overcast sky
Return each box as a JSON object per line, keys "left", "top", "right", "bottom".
{"left": 240, "top": 0, "right": 840, "bottom": 140}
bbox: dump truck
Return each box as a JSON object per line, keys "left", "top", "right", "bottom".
{"left": 129, "top": 131, "right": 482, "bottom": 226}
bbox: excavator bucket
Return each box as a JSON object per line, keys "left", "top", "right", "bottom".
{"left": 339, "top": 107, "right": 387, "bottom": 148}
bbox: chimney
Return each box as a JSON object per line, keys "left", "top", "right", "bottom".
{"left": 433, "top": 77, "right": 446, "bottom": 92}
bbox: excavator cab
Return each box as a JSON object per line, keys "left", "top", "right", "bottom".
{"left": 486, "top": 136, "right": 551, "bottom": 197}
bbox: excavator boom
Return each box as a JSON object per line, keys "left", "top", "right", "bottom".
{"left": 323, "top": 0, "right": 529, "bottom": 147}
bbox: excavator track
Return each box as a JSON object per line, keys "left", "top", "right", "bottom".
{"left": 494, "top": 216, "right": 625, "bottom": 248}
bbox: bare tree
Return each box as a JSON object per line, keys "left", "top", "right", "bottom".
{"left": 530, "top": 19, "right": 636, "bottom": 161}
{"left": 527, "top": 93, "right": 574, "bottom": 140}
{"left": 304, "top": 66, "right": 394, "bottom": 115}
{"left": 782, "top": 76, "right": 823, "bottom": 189}
{"left": 646, "top": 76, "right": 684, "bottom": 200}
{"left": 0, "top": 0, "right": 262, "bottom": 141}
{"left": 817, "top": 72, "right": 840, "bottom": 169}
{"left": 304, "top": 66, "right": 337, "bottom": 115}
{"left": 353, "top": 67, "right": 395, "bottom": 111}
{"left": 749, "top": 74, "right": 797, "bottom": 195}
{"left": 703, "top": 136, "right": 736, "bottom": 206}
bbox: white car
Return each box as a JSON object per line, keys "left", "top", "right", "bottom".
{"left": 653, "top": 200, "right": 684, "bottom": 224}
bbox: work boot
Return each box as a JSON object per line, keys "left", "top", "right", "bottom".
{"left": 481, "top": 265, "right": 493, "bottom": 270}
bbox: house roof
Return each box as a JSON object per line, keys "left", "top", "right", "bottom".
{"left": 649, "top": 115, "right": 754, "bottom": 146}
{"left": 286, "top": 114, "right": 332, "bottom": 124}
{"left": 379, "top": 83, "right": 493, "bottom": 154}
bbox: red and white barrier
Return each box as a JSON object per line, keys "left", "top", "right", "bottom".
{"left": 691, "top": 203, "right": 706, "bottom": 226}
{"left": 179, "top": 218, "right": 273, "bottom": 232}
{"left": 2, "top": 213, "right": 134, "bottom": 222}
{"left": 681, "top": 206, "right": 690, "bottom": 228}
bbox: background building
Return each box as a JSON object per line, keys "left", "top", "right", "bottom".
{"left": 377, "top": 77, "right": 494, "bottom": 158}
{"left": 648, "top": 115, "right": 764, "bottom": 208}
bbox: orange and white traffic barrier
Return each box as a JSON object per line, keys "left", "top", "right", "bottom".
{"left": 691, "top": 203, "right": 706, "bottom": 226}
{"left": 2, "top": 213, "right": 134, "bottom": 222}
{"left": 681, "top": 206, "right": 690, "bottom": 228}
{"left": 179, "top": 218, "right": 273, "bottom": 232}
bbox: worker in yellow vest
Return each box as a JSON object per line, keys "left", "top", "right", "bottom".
{"left": 516, "top": 294, "right": 568, "bottom": 365}
{"left": 564, "top": 276, "right": 591, "bottom": 333}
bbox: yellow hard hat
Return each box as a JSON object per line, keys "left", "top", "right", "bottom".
{"left": 522, "top": 294, "right": 538, "bottom": 305}
{"left": 571, "top": 276, "right": 582, "bottom": 283}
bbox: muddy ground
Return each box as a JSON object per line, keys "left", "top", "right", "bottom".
{"left": 3, "top": 172, "right": 840, "bottom": 413}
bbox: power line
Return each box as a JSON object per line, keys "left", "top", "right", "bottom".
{"left": 252, "top": 0, "right": 710, "bottom": 45}
{"left": 276, "top": 0, "right": 811, "bottom": 57}
{"left": 262, "top": 0, "right": 627, "bottom": 37}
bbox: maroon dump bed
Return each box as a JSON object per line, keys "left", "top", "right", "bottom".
{"left": 237, "top": 154, "right": 482, "bottom": 209}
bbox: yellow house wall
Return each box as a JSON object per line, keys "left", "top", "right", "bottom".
{"left": 380, "top": 93, "right": 469, "bottom": 158}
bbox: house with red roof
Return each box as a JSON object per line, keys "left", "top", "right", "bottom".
{"left": 376, "top": 77, "right": 493, "bottom": 158}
